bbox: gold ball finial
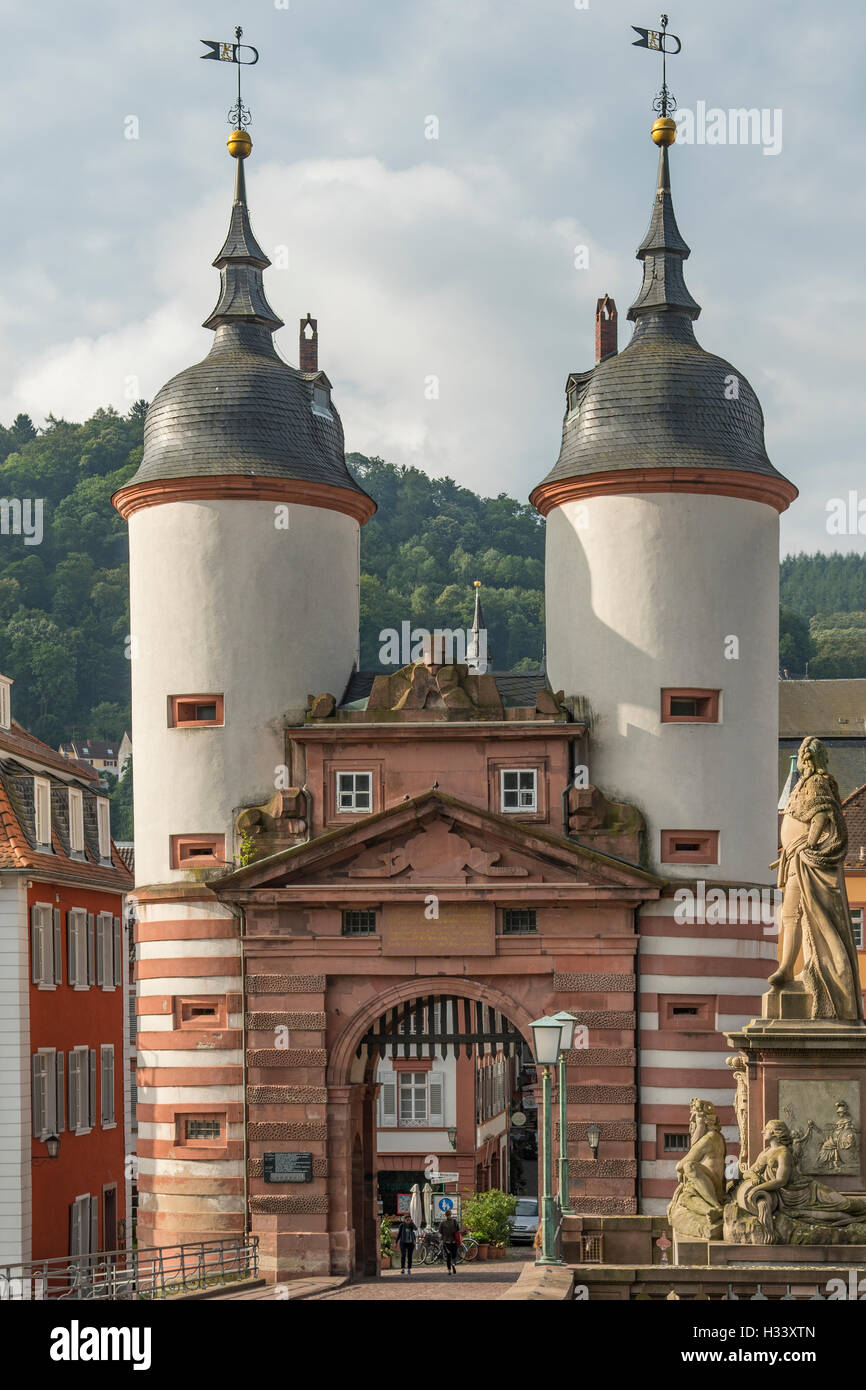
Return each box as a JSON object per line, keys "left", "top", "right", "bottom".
{"left": 227, "top": 129, "right": 253, "bottom": 159}
{"left": 651, "top": 117, "right": 676, "bottom": 147}
{"left": 474, "top": 580, "right": 481, "bottom": 588}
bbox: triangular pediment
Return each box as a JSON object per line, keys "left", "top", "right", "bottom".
{"left": 214, "top": 789, "right": 662, "bottom": 897}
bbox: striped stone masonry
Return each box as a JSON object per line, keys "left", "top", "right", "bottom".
{"left": 245, "top": 1012, "right": 327, "bottom": 1029}
{"left": 134, "top": 899, "right": 245, "bottom": 1249}
{"left": 246, "top": 974, "right": 326, "bottom": 993}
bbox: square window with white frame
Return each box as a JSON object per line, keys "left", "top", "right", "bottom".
{"left": 500, "top": 768, "right": 538, "bottom": 813}
{"left": 336, "top": 771, "right": 372, "bottom": 813}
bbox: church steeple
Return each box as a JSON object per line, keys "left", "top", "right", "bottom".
{"left": 467, "top": 580, "right": 491, "bottom": 673}
{"left": 203, "top": 130, "right": 283, "bottom": 333}
{"left": 628, "top": 124, "right": 700, "bottom": 324}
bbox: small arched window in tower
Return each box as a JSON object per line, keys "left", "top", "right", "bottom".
{"left": 311, "top": 383, "right": 333, "bottom": 421}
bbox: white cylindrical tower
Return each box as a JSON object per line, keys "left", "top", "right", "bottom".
{"left": 115, "top": 135, "right": 374, "bottom": 889}
{"left": 113, "top": 129, "right": 374, "bottom": 1251}
{"left": 531, "top": 129, "right": 797, "bottom": 885}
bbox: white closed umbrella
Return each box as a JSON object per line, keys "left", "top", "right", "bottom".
{"left": 409, "top": 1183, "right": 423, "bottom": 1229}
{"left": 422, "top": 1182, "right": 433, "bottom": 1228}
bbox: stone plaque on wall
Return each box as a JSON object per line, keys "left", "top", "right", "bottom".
{"left": 381, "top": 903, "right": 494, "bottom": 955}
{"left": 263, "top": 1151, "right": 314, "bottom": 1183}
{"left": 778, "top": 1080, "right": 861, "bottom": 1177}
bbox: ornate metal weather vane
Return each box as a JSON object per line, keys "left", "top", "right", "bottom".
{"left": 632, "top": 14, "right": 681, "bottom": 119}
{"left": 201, "top": 25, "right": 260, "bottom": 130}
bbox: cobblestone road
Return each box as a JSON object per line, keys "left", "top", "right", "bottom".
{"left": 306, "top": 1250, "right": 534, "bottom": 1301}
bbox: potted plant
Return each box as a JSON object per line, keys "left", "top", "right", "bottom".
{"left": 464, "top": 1190, "right": 516, "bottom": 1260}
{"left": 380, "top": 1217, "right": 395, "bottom": 1269}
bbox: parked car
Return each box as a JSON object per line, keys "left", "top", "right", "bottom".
{"left": 510, "top": 1197, "right": 539, "bottom": 1244}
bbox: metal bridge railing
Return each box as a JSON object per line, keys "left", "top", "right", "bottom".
{"left": 0, "top": 1235, "right": 258, "bottom": 1301}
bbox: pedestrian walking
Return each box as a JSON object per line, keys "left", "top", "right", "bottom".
{"left": 439, "top": 1213, "right": 460, "bottom": 1274}
{"left": 395, "top": 1213, "right": 418, "bottom": 1274}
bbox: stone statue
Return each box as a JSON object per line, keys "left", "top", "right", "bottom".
{"left": 723, "top": 1120, "right": 866, "bottom": 1245}
{"left": 771, "top": 735, "right": 863, "bottom": 1020}
{"left": 726, "top": 1056, "right": 749, "bottom": 1172}
{"left": 817, "top": 1099, "right": 859, "bottom": 1172}
{"left": 667, "top": 1098, "right": 727, "bottom": 1240}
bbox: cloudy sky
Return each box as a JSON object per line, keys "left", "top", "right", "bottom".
{"left": 2, "top": 0, "right": 865, "bottom": 555}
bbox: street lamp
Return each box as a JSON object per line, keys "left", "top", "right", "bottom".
{"left": 529, "top": 1015, "right": 564, "bottom": 1265}
{"left": 586, "top": 1122, "right": 601, "bottom": 1160}
{"left": 45, "top": 1134, "right": 60, "bottom": 1159}
{"left": 447, "top": 1126, "right": 457, "bottom": 1150}
{"left": 551, "top": 1010, "right": 577, "bottom": 1215}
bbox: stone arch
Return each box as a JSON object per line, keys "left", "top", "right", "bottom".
{"left": 327, "top": 974, "right": 538, "bottom": 1086}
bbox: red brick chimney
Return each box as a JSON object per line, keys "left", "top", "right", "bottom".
{"left": 299, "top": 314, "right": 318, "bottom": 372}
{"left": 595, "top": 295, "right": 617, "bottom": 362}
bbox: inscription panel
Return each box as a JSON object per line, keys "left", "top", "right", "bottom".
{"left": 381, "top": 903, "right": 494, "bottom": 956}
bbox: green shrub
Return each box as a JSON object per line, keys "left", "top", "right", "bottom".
{"left": 463, "top": 1189, "right": 517, "bottom": 1246}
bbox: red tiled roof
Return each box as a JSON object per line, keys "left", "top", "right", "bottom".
{"left": 0, "top": 723, "right": 131, "bottom": 888}
{"left": 843, "top": 780, "right": 866, "bottom": 870}
{"left": 1, "top": 722, "right": 100, "bottom": 782}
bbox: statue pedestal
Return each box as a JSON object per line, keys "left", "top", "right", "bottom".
{"left": 726, "top": 995, "right": 866, "bottom": 1192}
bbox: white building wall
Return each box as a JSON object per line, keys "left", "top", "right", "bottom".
{"left": 0, "top": 877, "right": 30, "bottom": 1265}
{"left": 127, "top": 497, "right": 361, "bottom": 886}
{"left": 545, "top": 491, "right": 780, "bottom": 883}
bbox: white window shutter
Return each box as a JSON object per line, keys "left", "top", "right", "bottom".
{"left": 380, "top": 1078, "right": 397, "bottom": 1128}
{"left": 32, "top": 1053, "right": 47, "bottom": 1137}
{"left": 68, "top": 1052, "right": 79, "bottom": 1131}
{"left": 53, "top": 909, "right": 62, "bottom": 984}
{"left": 56, "top": 1051, "right": 65, "bottom": 1132}
{"left": 68, "top": 788, "right": 84, "bottom": 853}
{"left": 90, "top": 1196, "right": 98, "bottom": 1255}
{"left": 70, "top": 1200, "right": 82, "bottom": 1257}
{"left": 30, "top": 906, "right": 42, "bottom": 983}
{"left": 87, "top": 913, "right": 95, "bottom": 985}
{"left": 96, "top": 799, "right": 110, "bottom": 859}
{"left": 96, "top": 917, "right": 104, "bottom": 987}
{"left": 88, "top": 1050, "right": 97, "bottom": 1128}
{"left": 101, "top": 1045, "right": 115, "bottom": 1125}
{"left": 113, "top": 916, "right": 122, "bottom": 987}
{"left": 428, "top": 1070, "right": 445, "bottom": 1127}
{"left": 66, "top": 911, "right": 76, "bottom": 987}
{"left": 34, "top": 777, "right": 51, "bottom": 845}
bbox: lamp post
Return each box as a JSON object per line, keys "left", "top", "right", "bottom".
{"left": 529, "top": 1015, "right": 563, "bottom": 1265}
{"left": 551, "top": 1010, "right": 577, "bottom": 1215}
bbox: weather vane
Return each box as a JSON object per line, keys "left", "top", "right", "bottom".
{"left": 201, "top": 26, "right": 260, "bottom": 130}
{"left": 632, "top": 14, "right": 681, "bottom": 119}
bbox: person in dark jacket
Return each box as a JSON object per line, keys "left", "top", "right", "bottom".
{"left": 439, "top": 1214, "right": 460, "bottom": 1274}
{"left": 395, "top": 1215, "right": 418, "bottom": 1274}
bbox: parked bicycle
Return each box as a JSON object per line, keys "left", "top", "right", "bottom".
{"left": 416, "top": 1227, "right": 479, "bottom": 1264}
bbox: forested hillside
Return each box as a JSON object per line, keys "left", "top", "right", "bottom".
{"left": 780, "top": 554, "right": 866, "bottom": 678}
{"left": 0, "top": 408, "right": 865, "bottom": 763}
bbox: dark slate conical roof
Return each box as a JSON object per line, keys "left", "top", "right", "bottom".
{"left": 533, "top": 143, "right": 794, "bottom": 499}
{"left": 126, "top": 150, "right": 373, "bottom": 510}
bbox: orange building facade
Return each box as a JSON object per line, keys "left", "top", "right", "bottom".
{"left": 0, "top": 683, "right": 132, "bottom": 1266}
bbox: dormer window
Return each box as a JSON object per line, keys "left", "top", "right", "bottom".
{"left": 311, "top": 384, "right": 333, "bottom": 420}
{"left": 0, "top": 675, "right": 11, "bottom": 731}
{"left": 68, "top": 788, "right": 85, "bottom": 854}
{"left": 34, "top": 777, "right": 52, "bottom": 847}
{"left": 96, "top": 798, "right": 111, "bottom": 861}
